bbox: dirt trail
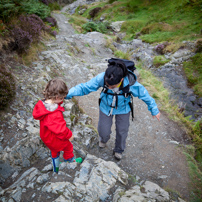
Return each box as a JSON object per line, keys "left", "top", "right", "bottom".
{"left": 53, "top": 12, "right": 191, "bottom": 200}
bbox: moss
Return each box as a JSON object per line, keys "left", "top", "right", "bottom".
{"left": 0, "top": 64, "right": 16, "bottom": 110}
{"left": 118, "top": 191, "right": 125, "bottom": 197}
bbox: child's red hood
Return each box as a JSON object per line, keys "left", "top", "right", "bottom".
{"left": 33, "top": 100, "right": 64, "bottom": 120}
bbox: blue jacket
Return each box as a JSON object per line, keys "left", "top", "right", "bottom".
{"left": 65, "top": 72, "right": 159, "bottom": 116}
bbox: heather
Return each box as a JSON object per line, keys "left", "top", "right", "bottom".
{"left": 0, "top": 64, "right": 15, "bottom": 109}
{"left": 0, "top": 0, "right": 59, "bottom": 54}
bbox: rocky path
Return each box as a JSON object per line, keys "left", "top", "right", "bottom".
{"left": 0, "top": 3, "right": 193, "bottom": 201}
{"left": 52, "top": 9, "right": 191, "bottom": 200}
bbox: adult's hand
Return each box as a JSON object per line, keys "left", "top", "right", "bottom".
{"left": 153, "top": 112, "right": 160, "bottom": 121}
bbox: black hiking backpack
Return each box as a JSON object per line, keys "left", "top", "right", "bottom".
{"left": 99, "top": 58, "right": 137, "bottom": 120}
{"left": 108, "top": 58, "right": 136, "bottom": 72}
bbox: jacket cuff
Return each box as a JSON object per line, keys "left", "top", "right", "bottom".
{"left": 151, "top": 108, "right": 159, "bottom": 116}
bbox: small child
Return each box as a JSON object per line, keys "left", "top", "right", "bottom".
{"left": 33, "top": 78, "right": 82, "bottom": 173}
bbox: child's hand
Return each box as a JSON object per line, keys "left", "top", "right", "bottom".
{"left": 153, "top": 112, "right": 160, "bottom": 121}
{"left": 69, "top": 134, "right": 74, "bottom": 142}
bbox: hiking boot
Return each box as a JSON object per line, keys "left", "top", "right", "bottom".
{"left": 114, "top": 152, "right": 122, "bottom": 160}
{"left": 99, "top": 141, "right": 106, "bottom": 148}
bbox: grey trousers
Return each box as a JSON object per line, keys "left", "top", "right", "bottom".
{"left": 97, "top": 110, "right": 130, "bottom": 153}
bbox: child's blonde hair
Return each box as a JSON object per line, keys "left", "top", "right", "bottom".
{"left": 43, "top": 78, "right": 68, "bottom": 100}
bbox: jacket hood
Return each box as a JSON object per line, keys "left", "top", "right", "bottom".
{"left": 127, "top": 71, "right": 137, "bottom": 86}
{"left": 33, "top": 100, "right": 64, "bottom": 120}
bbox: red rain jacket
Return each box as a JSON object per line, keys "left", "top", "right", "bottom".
{"left": 32, "top": 100, "right": 73, "bottom": 152}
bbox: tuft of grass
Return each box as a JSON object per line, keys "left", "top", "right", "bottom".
{"left": 153, "top": 56, "right": 170, "bottom": 68}
{"left": 184, "top": 150, "right": 202, "bottom": 201}
{"left": 183, "top": 53, "right": 202, "bottom": 97}
{"left": 67, "top": 15, "right": 87, "bottom": 33}
{"left": 114, "top": 50, "right": 130, "bottom": 60}
{"left": 163, "top": 42, "right": 185, "bottom": 53}
{"left": 105, "top": 37, "right": 117, "bottom": 52}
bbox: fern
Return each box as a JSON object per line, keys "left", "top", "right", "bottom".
{"left": 21, "top": 0, "right": 50, "bottom": 19}
{"left": 0, "top": 1, "right": 20, "bottom": 22}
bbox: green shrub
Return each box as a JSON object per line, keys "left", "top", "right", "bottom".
{"left": 82, "top": 21, "right": 110, "bottom": 34}
{"left": 0, "top": 64, "right": 15, "bottom": 109}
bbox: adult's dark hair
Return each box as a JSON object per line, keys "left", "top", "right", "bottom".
{"left": 43, "top": 78, "right": 69, "bottom": 100}
{"left": 104, "top": 61, "right": 128, "bottom": 86}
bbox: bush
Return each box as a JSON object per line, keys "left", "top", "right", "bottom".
{"left": 195, "top": 39, "right": 202, "bottom": 53}
{"left": 154, "top": 42, "right": 169, "bottom": 55}
{"left": 11, "top": 27, "right": 33, "bottom": 54}
{"left": 19, "top": 14, "right": 45, "bottom": 42}
{"left": 155, "top": 44, "right": 165, "bottom": 55}
{"left": 0, "top": 64, "right": 15, "bottom": 110}
{"left": 10, "top": 14, "right": 48, "bottom": 53}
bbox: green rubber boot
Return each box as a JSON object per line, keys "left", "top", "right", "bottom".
{"left": 75, "top": 157, "right": 83, "bottom": 163}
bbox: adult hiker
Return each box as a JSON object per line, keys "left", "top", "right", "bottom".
{"left": 65, "top": 60, "right": 160, "bottom": 160}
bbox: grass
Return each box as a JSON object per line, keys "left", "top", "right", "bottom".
{"left": 66, "top": 14, "right": 87, "bottom": 33}
{"left": 184, "top": 148, "right": 202, "bottom": 201}
{"left": 74, "top": 0, "right": 202, "bottom": 45}
{"left": 114, "top": 50, "right": 130, "bottom": 59}
{"left": 183, "top": 53, "right": 202, "bottom": 97}
{"left": 153, "top": 56, "right": 170, "bottom": 68}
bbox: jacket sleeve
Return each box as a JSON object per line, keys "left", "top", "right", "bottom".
{"left": 44, "top": 113, "right": 72, "bottom": 140}
{"left": 130, "top": 82, "right": 159, "bottom": 116}
{"left": 65, "top": 72, "right": 105, "bottom": 99}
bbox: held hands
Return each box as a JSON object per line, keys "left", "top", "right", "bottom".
{"left": 153, "top": 112, "right": 160, "bottom": 121}
{"left": 69, "top": 134, "right": 74, "bottom": 142}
